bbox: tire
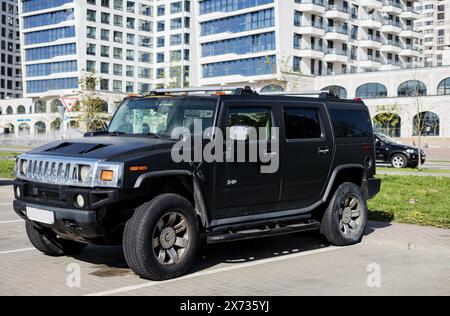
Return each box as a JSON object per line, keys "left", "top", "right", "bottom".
{"left": 123, "top": 193, "right": 199, "bottom": 281}
{"left": 25, "top": 221, "right": 87, "bottom": 256}
{"left": 320, "top": 182, "right": 368, "bottom": 246}
{"left": 409, "top": 162, "right": 418, "bottom": 169}
{"left": 390, "top": 154, "right": 407, "bottom": 168}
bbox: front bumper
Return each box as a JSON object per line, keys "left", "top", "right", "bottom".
{"left": 14, "top": 200, "right": 105, "bottom": 242}
{"left": 367, "top": 177, "right": 381, "bottom": 199}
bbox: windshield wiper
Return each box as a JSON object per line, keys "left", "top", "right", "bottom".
{"left": 144, "top": 132, "right": 161, "bottom": 139}
{"left": 109, "top": 131, "right": 126, "bottom": 136}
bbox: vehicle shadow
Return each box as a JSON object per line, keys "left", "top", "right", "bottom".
{"left": 73, "top": 221, "right": 392, "bottom": 276}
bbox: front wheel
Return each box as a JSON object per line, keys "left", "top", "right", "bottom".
{"left": 390, "top": 154, "right": 407, "bottom": 168}
{"left": 320, "top": 182, "right": 368, "bottom": 246}
{"left": 123, "top": 194, "right": 199, "bottom": 281}
{"left": 26, "top": 221, "right": 87, "bottom": 256}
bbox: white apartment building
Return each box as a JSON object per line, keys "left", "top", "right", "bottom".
{"left": 416, "top": 0, "right": 450, "bottom": 66}
{"left": 1, "top": 0, "right": 22, "bottom": 100}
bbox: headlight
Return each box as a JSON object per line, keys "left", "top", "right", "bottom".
{"left": 20, "top": 160, "right": 28, "bottom": 175}
{"left": 93, "top": 162, "right": 123, "bottom": 188}
{"left": 79, "top": 165, "right": 91, "bottom": 183}
{"left": 406, "top": 149, "right": 416, "bottom": 154}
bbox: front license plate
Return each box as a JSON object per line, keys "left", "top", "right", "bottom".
{"left": 26, "top": 207, "right": 55, "bottom": 225}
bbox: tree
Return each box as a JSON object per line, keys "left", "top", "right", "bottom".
{"left": 76, "top": 74, "right": 111, "bottom": 133}
{"left": 373, "top": 104, "right": 401, "bottom": 137}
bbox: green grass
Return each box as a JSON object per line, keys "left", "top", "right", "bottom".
{"left": 0, "top": 160, "right": 15, "bottom": 179}
{"left": 377, "top": 167, "right": 450, "bottom": 174}
{"left": 368, "top": 175, "right": 450, "bottom": 228}
{"left": 0, "top": 152, "right": 21, "bottom": 158}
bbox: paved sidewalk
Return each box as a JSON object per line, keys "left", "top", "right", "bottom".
{"left": 0, "top": 183, "right": 449, "bottom": 296}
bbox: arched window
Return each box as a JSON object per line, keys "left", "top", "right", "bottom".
{"left": 99, "top": 100, "right": 109, "bottom": 113}
{"left": 35, "top": 121, "right": 46, "bottom": 135}
{"left": 437, "top": 77, "right": 450, "bottom": 95}
{"left": 6, "top": 106, "right": 13, "bottom": 115}
{"left": 356, "top": 83, "right": 388, "bottom": 99}
{"left": 323, "top": 85, "right": 348, "bottom": 99}
{"left": 260, "top": 84, "right": 284, "bottom": 93}
{"left": 50, "top": 99, "right": 64, "bottom": 113}
{"left": 4, "top": 123, "right": 14, "bottom": 134}
{"left": 413, "top": 112, "right": 440, "bottom": 136}
{"left": 34, "top": 100, "right": 47, "bottom": 113}
{"left": 398, "top": 80, "right": 427, "bottom": 97}
{"left": 17, "top": 105, "right": 26, "bottom": 114}
{"left": 373, "top": 113, "right": 401, "bottom": 137}
{"left": 18, "top": 123, "right": 30, "bottom": 135}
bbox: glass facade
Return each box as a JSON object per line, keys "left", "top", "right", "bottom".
{"left": 26, "top": 60, "right": 77, "bottom": 77}
{"left": 23, "top": 9, "right": 74, "bottom": 29}
{"left": 202, "top": 55, "right": 275, "bottom": 78}
{"left": 25, "top": 44, "right": 77, "bottom": 61}
{"left": 200, "top": 9, "right": 274, "bottom": 36}
{"left": 201, "top": 32, "right": 275, "bottom": 57}
{"left": 27, "top": 77, "right": 78, "bottom": 93}
{"left": 23, "top": 0, "right": 73, "bottom": 13}
{"left": 24, "top": 26, "right": 75, "bottom": 45}
{"left": 199, "top": 0, "right": 273, "bottom": 15}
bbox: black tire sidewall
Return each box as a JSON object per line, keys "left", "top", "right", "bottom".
{"left": 322, "top": 183, "right": 368, "bottom": 246}
{"left": 124, "top": 194, "right": 199, "bottom": 280}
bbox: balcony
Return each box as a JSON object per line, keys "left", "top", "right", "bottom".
{"left": 359, "top": 55, "right": 382, "bottom": 69}
{"left": 325, "top": 49, "right": 349, "bottom": 63}
{"left": 359, "top": 35, "right": 382, "bottom": 49}
{"left": 295, "top": 44, "right": 325, "bottom": 59}
{"left": 360, "top": 0, "right": 383, "bottom": 9}
{"left": 400, "top": 7, "right": 420, "bottom": 19}
{"left": 325, "top": 26, "right": 349, "bottom": 41}
{"left": 359, "top": 15, "right": 383, "bottom": 29}
{"left": 381, "top": 1, "right": 402, "bottom": 15}
{"left": 380, "top": 61, "right": 401, "bottom": 70}
{"left": 295, "top": 0, "right": 326, "bottom": 14}
{"left": 400, "top": 26, "right": 421, "bottom": 38}
{"left": 325, "top": 5, "right": 349, "bottom": 20}
{"left": 294, "top": 21, "right": 326, "bottom": 36}
{"left": 381, "top": 40, "right": 402, "bottom": 53}
{"left": 381, "top": 20, "right": 402, "bottom": 33}
{"left": 400, "top": 44, "right": 421, "bottom": 57}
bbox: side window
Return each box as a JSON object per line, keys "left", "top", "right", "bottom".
{"left": 226, "top": 107, "right": 272, "bottom": 140}
{"left": 329, "top": 109, "right": 372, "bottom": 138}
{"left": 284, "top": 108, "right": 321, "bottom": 139}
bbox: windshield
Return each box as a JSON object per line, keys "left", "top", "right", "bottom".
{"left": 376, "top": 133, "right": 398, "bottom": 144}
{"left": 108, "top": 97, "right": 217, "bottom": 138}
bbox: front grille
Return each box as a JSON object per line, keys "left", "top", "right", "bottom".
{"left": 17, "top": 154, "right": 98, "bottom": 187}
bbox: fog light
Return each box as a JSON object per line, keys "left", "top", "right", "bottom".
{"left": 75, "top": 194, "right": 85, "bottom": 208}
{"left": 15, "top": 186, "right": 21, "bottom": 198}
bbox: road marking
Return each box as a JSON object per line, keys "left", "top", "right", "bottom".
{"left": 85, "top": 246, "right": 344, "bottom": 296}
{"left": 0, "top": 247, "right": 34, "bottom": 255}
{"left": 0, "top": 220, "right": 22, "bottom": 224}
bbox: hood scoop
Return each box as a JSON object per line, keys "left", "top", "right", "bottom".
{"left": 44, "top": 142, "right": 110, "bottom": 155}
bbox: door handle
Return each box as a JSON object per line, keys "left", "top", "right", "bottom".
{"left": 318, "top": 146, "right": 330, "bottom": 157}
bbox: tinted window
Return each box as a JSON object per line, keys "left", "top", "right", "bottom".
{"left": 227, "top": 107, "right": 272, "bottom": 140}
{"left": 284, "top": 108, "right": 321, "bottom": 139}
{"left": 330, "top": 110, "right": 372, "bottom": 138}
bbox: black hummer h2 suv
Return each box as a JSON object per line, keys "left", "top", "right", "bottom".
{"left": 13, "top": 87, "right": 381, "bottom": 280}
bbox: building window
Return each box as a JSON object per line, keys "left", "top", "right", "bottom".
{"left": 356, "top": 83, "right": 388, "bottom": 99}
{"left": 437, "top": 78, "right": 450, "bottom": 95}
{"left": 398, "top": 80, "right": 427, "bottom": 97}
{"left": 322, "top": 86, "right": 348, "bottom": 99}
{"left": 413, "top": 112, "right": 440, "bottom": 136}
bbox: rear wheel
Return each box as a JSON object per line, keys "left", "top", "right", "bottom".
{"left": 25, "top": 221, "right": 87, "bottom": 256}
{"left": 391, "top": 154, "right": 407, "bottom": 168}
{"left": 321, "top": 183, "right": 367, "bottom": 246}
{"left": 123, "top": 194, "right": 199, "bottom": 281}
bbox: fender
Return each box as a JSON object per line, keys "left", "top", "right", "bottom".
{"left": 134, "top": 170, "right": 210, "bottom": 228}
{"left": 321, "top": 164, "right": 367, "bottom": 203}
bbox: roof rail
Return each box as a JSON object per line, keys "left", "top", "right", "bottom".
{"left": 147, "top": 86, "right": 248, "bottom": 96}
{"left": 259, "top": 90, "right": 336, "bottom": 98}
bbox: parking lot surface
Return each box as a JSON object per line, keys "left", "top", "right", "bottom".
{"left": 0, "top": 183, "right": 449, "bottom": 296}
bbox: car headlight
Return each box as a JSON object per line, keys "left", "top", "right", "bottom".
{"left": 79, "top": 165, "right": 91, "bottom": 183}
{"left": 406, "top": 149, "right": 416, "bottom": 154}
{"left": 93, "top": 162, "right": 123, "bottom": 188}
{"left": 20, "top": 160, "right": 28, "bottom": 176}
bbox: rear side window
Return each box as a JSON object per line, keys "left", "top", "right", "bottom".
{"left": 329, "top": 109, "right": 372, "bottom": 138}
{"left": 284, "top": 108, "right": 321, "bottom": 139}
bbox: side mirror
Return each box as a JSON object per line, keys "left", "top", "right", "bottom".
{"left": 229, "top": 126, "right": 250, "bottom": 141}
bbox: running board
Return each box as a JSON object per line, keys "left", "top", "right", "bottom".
{"left": 206, "top": 220, "right": 321, "bottom": 244}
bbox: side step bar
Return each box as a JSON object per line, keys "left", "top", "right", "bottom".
{"left": 206, "top": 220, "right": 321, "bottom": 244}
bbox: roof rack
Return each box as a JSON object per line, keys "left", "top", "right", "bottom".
{"left": 145, "top": 86, "right": 337, "bottom": 99}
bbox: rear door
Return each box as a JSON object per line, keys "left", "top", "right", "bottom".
{"left": 279, "top": 101, "right": 334, "bottom": 209}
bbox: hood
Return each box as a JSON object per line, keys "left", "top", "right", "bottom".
{"left": 388, "top": 143, "right": 418, "bottom": 151}
{"left": 27, "top": 136, "right": 175, "bottom": 161}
